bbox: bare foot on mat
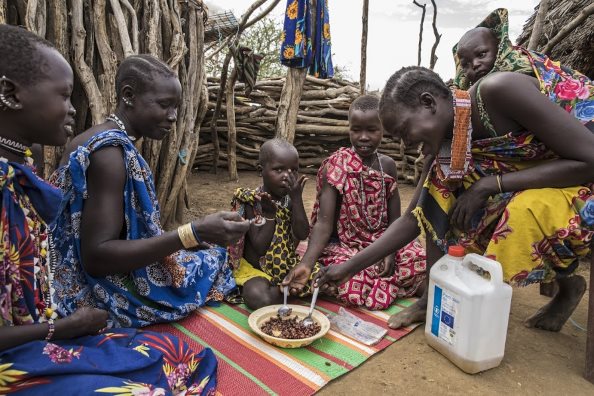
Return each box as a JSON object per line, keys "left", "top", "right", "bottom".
{"left": 388, "top": 295, "right": 428, "bottom": 329}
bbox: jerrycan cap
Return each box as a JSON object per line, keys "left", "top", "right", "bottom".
{"left": 448, "top": 245, "right": 465, "bottom": 257}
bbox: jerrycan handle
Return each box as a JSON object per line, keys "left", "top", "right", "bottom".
{"left": 462, "top": 253, "right": 504, "bottom": 284}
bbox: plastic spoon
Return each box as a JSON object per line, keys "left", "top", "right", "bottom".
{"left": 302, "top": 287, "right": 320, "bottom": 327}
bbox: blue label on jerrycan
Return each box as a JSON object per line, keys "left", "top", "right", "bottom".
{"left": 431, "top": 285, "right": 442, "bottom": 337}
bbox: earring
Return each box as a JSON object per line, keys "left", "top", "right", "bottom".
{"left": 0, "top": 92, "right": 21, "bottom": 110}
{"left": 0, "top": 75, "right": 21, "bottom": 110}
{"left": 124, "top": 98, "right": 132, "bottom": 106}
{"left": 0, "top": 76, "right": 8, "bottom": 110}
{"left": 0, "top": 94, "right": 8, "bottom": 110}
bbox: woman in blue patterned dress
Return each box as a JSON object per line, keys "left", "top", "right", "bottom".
{"left": 51, "top": 55, "right": 250, "bottom": 328}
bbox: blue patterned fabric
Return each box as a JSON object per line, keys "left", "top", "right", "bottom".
{"left": 0, "top": 159, "right": 218, "bottom": 395}
{"left": 581, "top": 198, "right": 594, "bottom": 229}
{"left": 280, "top": 0, "right": 333, "bottom": 78}
{"left": 309, "top": 0, "right": 333, "bottom": 78}
{"left": 1, "top": 161, "right": 62, "bottom": 328}
{"left": 50, "top": 130, "right": 236, "bottom": 328}
{"left": 0, "top": 328, "right": 218, "bottom": 395}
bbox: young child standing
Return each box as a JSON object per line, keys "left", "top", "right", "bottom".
{"left": 284, "top": 95, "right": 426, "bottom": 310}
{"left": 229, "top": 138, "right": 316, "bottom": 309}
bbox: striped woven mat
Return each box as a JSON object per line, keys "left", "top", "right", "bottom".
{"left": 147, "top": 298, "right": 419, "bottom": 395}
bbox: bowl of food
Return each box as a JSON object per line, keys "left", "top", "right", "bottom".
{"left": 248, "top": 304, "right": 331, "bottom": 348}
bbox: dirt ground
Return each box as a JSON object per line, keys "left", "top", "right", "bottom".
{"left": 186, "top": 171, "right": 593, "bottom": 396}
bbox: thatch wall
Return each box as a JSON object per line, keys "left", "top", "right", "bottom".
{"left": 517, "top": 0, "right": 594, "bottom": 79}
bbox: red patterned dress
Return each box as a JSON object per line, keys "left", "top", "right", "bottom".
{"left": 311, "top": 148, "right": 426, "bottom": 310}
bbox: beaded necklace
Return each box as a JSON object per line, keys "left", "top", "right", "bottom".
{"left": 257, "top": 185, "right": 290, "bottom": 209}
{"left": 12, "top": 155, "right": 58, "bottom": 322}
{"left": 106, "top": 113, "right": 136, "bottom": 141}
{"left": 358, "top": 150, "right": 386, "bottom": 231}
{"left": 0, "top": 136, "right": 34, "bottom": 167}
{"left": 33, "top": 219, "right": 58, "bottom": 322}
{"left": 435, "top": 88, "right": 473, "bottom": 188}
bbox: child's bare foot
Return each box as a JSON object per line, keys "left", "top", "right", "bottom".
{"left": 524, "top": 275, "right": 586, "bottom": 332}
{"left": 388, "top": 294, "right": 428, "bottom": 329}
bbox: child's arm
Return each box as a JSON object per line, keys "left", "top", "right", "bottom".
{"left": 283, "top": 166, "right": 338, "bottom": 294}
{"left": 382, "top": 156, "right": 401, "bottom": 220}
{"left": 288, "top": 171, "right": 309, "bottom": 241}
{"left": 243, "top": 195, "right": 277, "bottom": 257}
{"left": 376, "top": 155, "right": 400, "bottom": 277}
{"left": 405, "top": 154, "right": 434, "bottom": 214}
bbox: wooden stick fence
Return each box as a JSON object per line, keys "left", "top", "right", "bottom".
{"left": 196, "top": 76, "right": 424, "bottom": 183}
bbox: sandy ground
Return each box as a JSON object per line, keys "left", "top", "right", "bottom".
{"left": 185, "top": 171, "right": 593, "bottom": 396}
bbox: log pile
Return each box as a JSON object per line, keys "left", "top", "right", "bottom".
{"left": 195, "top": 76, "right": 424, "bottom": 183}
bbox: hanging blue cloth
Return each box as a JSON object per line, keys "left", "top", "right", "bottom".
{"left": 50, "top": 130, "right": 236, "bottom": 328}
{"left": 280, "top": 0, "right": 334, "bottom": 78}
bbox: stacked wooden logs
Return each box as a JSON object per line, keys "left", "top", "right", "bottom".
{"left": 195, "top": 75, "right": 424, "bottom": 183}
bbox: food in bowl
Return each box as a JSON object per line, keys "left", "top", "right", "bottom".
{"left": 260, "top": 315, "right": 321, "bottom": 339}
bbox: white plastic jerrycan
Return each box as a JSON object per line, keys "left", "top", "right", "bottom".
{"left": 425, "top": 246, "right": 513, "bottom": 374}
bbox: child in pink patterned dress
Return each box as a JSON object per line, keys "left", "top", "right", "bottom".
{"left": 283, "top": 95, "right": 426, "bottom": 309}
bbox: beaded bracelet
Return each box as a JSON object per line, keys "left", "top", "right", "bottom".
{"left": 45, "top": 318, "right": 55, "bottom": 341}
{"left": 177, "top": 223, "right": 199, "bottom": 249}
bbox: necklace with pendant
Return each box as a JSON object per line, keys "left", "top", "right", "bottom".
{"left": 359, "top": 151, "right": 386, "bottom": 231}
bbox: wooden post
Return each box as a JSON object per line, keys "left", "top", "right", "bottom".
{"left": 276, "top": 0, "right": 317, "bottom": 143}
{"left": 209, "top": 52, "right": 232, "bottom": 173}
{"left": 208, "top": 0, "right": 280, "bottom": 171}
{"left": 0, "top": 0, "right": 7, "bottom": 24}
{"left": 428, "top": 0, "right": 441, "bottom": 70}
{"left": 413, "top": 0, "right": 426, "bottom": 66}
{"left": 276, "top": 68, "right": 307, "bottom": 142}
{"left": 226, "top": 67, "right": 239, "bottom": 180}
{"left": 359, "top": 0, "right": 369, "bottom": 94}
{"left": 527, "top": 0, "right": 550, "bottom": 50}
{"left": 586, "top": 243, "right": 594, "bottom": 383}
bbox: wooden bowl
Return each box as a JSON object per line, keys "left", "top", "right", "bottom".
{"left": 248, "top": 304, "right": 331, "bottom": 348}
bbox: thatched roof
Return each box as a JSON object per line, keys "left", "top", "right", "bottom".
{"left": 516, "top": 0, "right": 594, "bottom": 79}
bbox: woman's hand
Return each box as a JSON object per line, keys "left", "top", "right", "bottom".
{"left": 192, "top": 211, "right": 250, "bottom": 246}
{"left": 62, "top": 307, "right": 109, "bottom": 338}
{"left": 449, "top": 176, "right": 495, "bottom": 232}
{"left": 374, "top": 254, "right": 396, "bottom": 278}
{"left": 312, "top": 264, "right": 353, "bottom": 295}
{"left": 282, "top": 263, "right": 313, "bottom": 295}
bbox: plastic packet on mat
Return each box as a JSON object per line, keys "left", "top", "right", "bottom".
{"left": 328, "top": 307, "right": 387, "bottom": 346}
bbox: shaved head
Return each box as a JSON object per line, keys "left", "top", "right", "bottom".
{"left": 258, "top": 138, "right": 298, "bottom": 166}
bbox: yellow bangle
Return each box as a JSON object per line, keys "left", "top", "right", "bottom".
{"left": 177, "top": 223, "right": 199, "bottom": 249}
{"left": 496, "top": 174, "right": 503, "bottom": 194}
